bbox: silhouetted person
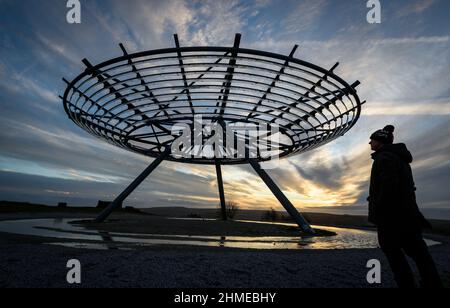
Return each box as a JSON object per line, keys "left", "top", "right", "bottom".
{"left": 368, "top": 125, "right": 443, "bottom": 288}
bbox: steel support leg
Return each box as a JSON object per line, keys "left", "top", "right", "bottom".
{"left": 248, "top": 159, "right": 314, "bottom": 234}
{"left": 215, "top": 160, "right": 227, "bottom": 220}
{"left": 94, "top": 147, "right": 171, "bottom": 222}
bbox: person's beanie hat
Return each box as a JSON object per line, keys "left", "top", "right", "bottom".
{"left": 370, "top": 125, "right": 395, "bottom": 144}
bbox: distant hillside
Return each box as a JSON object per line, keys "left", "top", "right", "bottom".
{"left": 0, "top": 201, "right": 142, "bottom": 214}
{"left": 142, "top": 206, "right": 372, "bottom": 227}
{"left": 1, "top": 201, "right": 449, "bottom": 236}
{"left": 142, "top": 206, "right": 450, "bottom": 236}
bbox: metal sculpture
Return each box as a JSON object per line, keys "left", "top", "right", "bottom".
{"left": 62, "top": 34, "right": 364, "bottom": 233}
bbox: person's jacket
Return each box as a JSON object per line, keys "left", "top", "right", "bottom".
{"left": 368, "top": 143, "right": 431, "bottom": 229}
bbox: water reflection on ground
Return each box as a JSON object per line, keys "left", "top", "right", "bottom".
{"left": 0, "top": 218, "right": 441, "bottom": 250}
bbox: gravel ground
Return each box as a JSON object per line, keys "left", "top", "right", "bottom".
{"left": 0, "top": 214, "right": 449, "bottom": 288}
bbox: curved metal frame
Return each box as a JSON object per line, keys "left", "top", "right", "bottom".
{"left": 62, "top": 34, "right": 364, "bottom": 165}
{"left": 61, "top": 34, "right": 364, "bottom": 232}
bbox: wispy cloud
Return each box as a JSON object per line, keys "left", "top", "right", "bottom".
{"left": 100, "top": 0, "right": 195, "bottom": 48}
{"left": 371, "top": 35, "right": 450, "bottom": 44}
{"left": 15, "top": 75, "right": 59, "bottom": 104}
{"left": 0, "top": 0, "right": 449, "bottom": 218}
{"left": 397, "top": 0, "right": 437, "bottom": 17}
{"left": 188, "top": 0, "right": 250, "bottom": 45}
{"left": 282, "top": 0, "right": 328, "bottom": 34}
{"left": 364, "top": 99, "right": 450, "bottom": 115}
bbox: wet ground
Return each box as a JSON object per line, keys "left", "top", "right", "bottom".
{"left": 0, "top": 217, "right": 441, "bottom": 250}
{"left": 0, "top": 213, "right": 448, "bottom": 288}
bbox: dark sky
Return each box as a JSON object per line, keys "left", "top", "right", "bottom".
{"left": 0, "top": 0, "right": 449, "bottom": 219}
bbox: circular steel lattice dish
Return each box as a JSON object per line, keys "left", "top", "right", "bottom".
{"left": 62, "top": 34, "right": 364, "bottom": 165}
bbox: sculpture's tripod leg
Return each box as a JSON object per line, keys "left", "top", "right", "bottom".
{"left": 215, "top": 160, "right": 227, "bottom": 220}
{"left": 94, "top": 147, "right": 171, "bottom": 222}
{"left": 248, "top": 159, "right": 314, "bottom": 234}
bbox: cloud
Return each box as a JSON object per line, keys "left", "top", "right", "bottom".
{"left": 0, "top": 66, "right": 59, "bottom": 111}
{"left": 95, "top": 0, "right": 195, "bottom": 49}
{"left": 371, "top": 35, "right": 450, "bottom": 44}
{"left": 300, "top": 37, "right": 450, "bottom": 103}
{"left": 404, "top": 119, "right": 450, "bottom": 218}
{"left": 364, "top": 99, "right": 450, "bottom": 116}
{"left": 0, "top": 170, "right": 120, "bottom": 206}
{"left": 249, "top": 34, "right": 450, "bottom": 112}
{"left": 35, "top": 33, "right": 84, "bottom": 67}
{"left": 188, "top": 0, "right": 250, "bottom": 46}
{"left": 0, "top": 0, "right": 449, "bottom": 219}
{"left": 282, "top": 0, "right": 328, "bottom": 34}
{"left": 221, "top": 139, "right": 373, "bottom": 211}
{"left": 397, "top": 0, "right": 437, "bottom": 17}
{"left": 14, "top": 74, "right": 59, "bottom": 104}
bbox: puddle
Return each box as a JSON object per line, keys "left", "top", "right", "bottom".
{"left": 0, "top": 218, "right": 441, "bottom": 250}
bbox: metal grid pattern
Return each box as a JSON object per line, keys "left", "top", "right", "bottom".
{"left": 62, "top": 34, "right": 364, "bottom": 165}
